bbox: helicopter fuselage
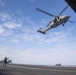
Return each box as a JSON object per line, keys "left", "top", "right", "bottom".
{"left": 37, "top": 15, "right": 70, "bottom": 34}
{"left": 49, "top": 15, "right": 70, "bottom": 28}
{"left": 36, "top": 6, "right": 71, "bottom": 34}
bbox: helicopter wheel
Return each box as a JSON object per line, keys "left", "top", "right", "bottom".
{"left": 62, "top": 24, "right": 64, "bottom": 26}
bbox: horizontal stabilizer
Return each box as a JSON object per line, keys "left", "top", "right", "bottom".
{"left": 37, "top": 30, "right": 46, "bottom": 34}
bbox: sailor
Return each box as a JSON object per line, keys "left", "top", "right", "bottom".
{"left": 3, "top": 57, "right": 9, "bottom": 67}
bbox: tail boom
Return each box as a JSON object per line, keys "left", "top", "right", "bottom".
{"left": 37, "top": 29, "right": 46, "bottom": 34}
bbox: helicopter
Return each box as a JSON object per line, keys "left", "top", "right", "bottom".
{"left": 36, "top": 5, "right": 71, "bottom": 34}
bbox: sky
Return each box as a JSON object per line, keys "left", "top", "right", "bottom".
{"left": 0, "top": 0, "right": 76, "bottom": 66}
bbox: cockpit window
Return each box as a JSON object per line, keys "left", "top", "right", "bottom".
{"left": 57, "top": 17, "right": 59, "bottom": 19}
{"left": 54, "top": 18, "right": 57, "bottom": 23}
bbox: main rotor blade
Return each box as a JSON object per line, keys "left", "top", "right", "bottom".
{"left": 59, "top": 5, "right": 69, "bottom": 15}
{"left": 36, "top": 8, "right": 56, "bottom": 17}
{"left": 68, "top": 20, "right": 76, "bottom": 23}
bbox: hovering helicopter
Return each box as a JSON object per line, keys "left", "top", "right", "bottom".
{"left": 36, "top": 5, "right": 71, "bottom": 34}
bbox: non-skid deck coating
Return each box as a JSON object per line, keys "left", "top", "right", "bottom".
{"left": 0, "top": 64, "right": 76, "bottom": 75}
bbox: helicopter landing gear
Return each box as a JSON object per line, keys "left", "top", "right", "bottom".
{"left": 62, "top": 23, "right": 65, "bottom": 26}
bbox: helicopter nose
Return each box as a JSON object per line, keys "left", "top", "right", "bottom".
{"left": 69, "top": 15, "right": 71, "bottom": 17}
{"left": 68, "top": 15, "right": 71, "bottom": 18}
{"left": 63, "top": 15, "right": 71, "bottom": 23}
{"left": 65, "top": 15, "right": 71, "bottom": 20}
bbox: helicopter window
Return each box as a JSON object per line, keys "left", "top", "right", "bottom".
{"left": 54, "top": 18, "right": 57, "bottom": 23}
{"left": 57, "top": 17, "right": 59, "bottom": 19}
{"left": 57, "top": 17, "right": 60, "bottom": 21}
{"left": 49, "top": 21, "right": 52, "bottom": 23}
